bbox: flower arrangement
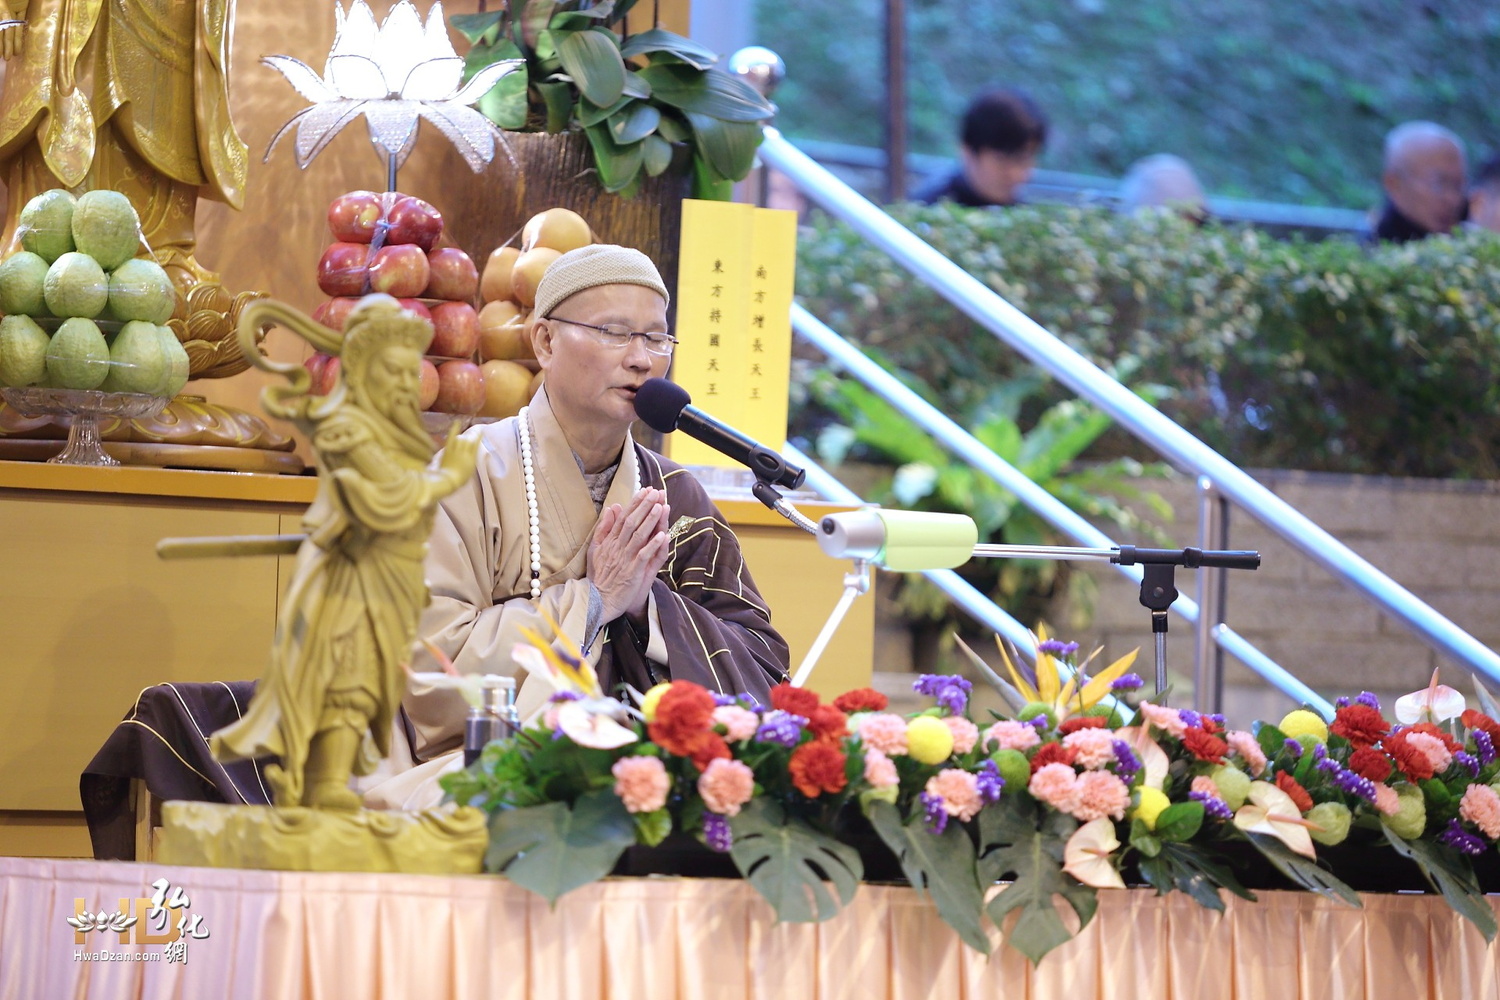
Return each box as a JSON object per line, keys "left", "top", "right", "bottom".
{"left": 448, "top": 2, "right": 774, "bottom": 198}
{"left": 442, "top": 627, "right": 1500, "bottom": 964}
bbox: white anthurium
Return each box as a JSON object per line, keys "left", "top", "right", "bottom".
{"left": 1232, "top": 781, "right": 1320, "bottom": 859}
{"left": 554, "top": 699, "right": 639, "bottom": 750}
{"left": 263, "top": 0, "right": 521, "bottom": 173}
{"left": 1114, "top": 725, "right": 1170, "bottom": 790}
{"left": 1394, "top": 668, "right": 1466, "bottom": 726}
{"left": 1062, "top": 818, "right": 1125, "bottom": 889}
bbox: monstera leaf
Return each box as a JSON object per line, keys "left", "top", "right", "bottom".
{"left": 485, "top": 790, "right": 637, "bottom": 902}
{"left": 1384, "top": 827, "right": 1498, "bottom": 942}
{"left": 977, "top": 798, "right": 1096, "bottom": 964}
{"left": 1245, "top": 832, "right": 1361, "bottom": 907}
{"left": 729, "top": 797, "right": 863, "bottom": 923}
{"left": 1137, "top": 841, "right": 1255, "bottom": 912}
{"left": 868, "top": 800, "right": 990, "bottom": 954}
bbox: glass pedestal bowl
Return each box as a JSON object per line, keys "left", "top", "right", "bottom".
{"left": 0, "top": 386, "right": 170, "bottom": 466}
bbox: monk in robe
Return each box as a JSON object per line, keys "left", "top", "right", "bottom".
{"left": 363, "top": 245, "right": 789, "bottom": 809}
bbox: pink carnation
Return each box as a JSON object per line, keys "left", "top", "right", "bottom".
{"left": 859, "top": 713, "right": 909, "bottom": 756}
{"left": 1139, "top": 702, "right": 1187, "bottom": 738}
{"left": 1069, "top": 770, "right": 1131, "bottom": 822}
{"left": 864, "top": 746, "right": 899, "bottom": 788}
{"left": 1373, "top": 783, "right": 1401, "bottom": 816}
{"left": 925, "top": 768, "right": 985, "bottom": 822}
{"left": 612, "top": 755, "right": 670, "bottom": 814}
{"left": 1028, "top": 762, "right": 1080, "bottom": 812}
{"left": 1459, "top": 784, "right": 1500, "bottom": 840}
{"left": 1191, "top": 775, "right": 1220, "bottom": 797}
{"left": 697, "top": 757, "right": 755, "bottom": 817}
{"left": 713, "top": 705, "right": 760, "bottom": 743}
{"left": 1062, "top": 728, "right": 1118, "bottom": 769}
{"left": 1404, "top": 731, "right": 1453, "bottom": 775}
{"left": 942, "top": 716, "right": 980, "bottom": 755}
{"left": 1225, "top": 730, "right": 1268, "bottom": 777}
{"left": 984, "top": 719, "right": 1042, "bottom": 752}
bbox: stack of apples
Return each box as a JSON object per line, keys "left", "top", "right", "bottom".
{"left": 475, "top": 207, "right": 594, "bottom": 418}
{"left": 306, "top": 190, "right": 484, "bottom": 415}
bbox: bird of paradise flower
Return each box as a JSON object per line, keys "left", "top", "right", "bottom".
{"left": 995, "top": 624, "right": 1140, "bottom": 721}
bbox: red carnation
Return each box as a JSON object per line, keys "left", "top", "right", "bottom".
{"left": 1407, "top": 721, "right": 1461, "bottom": 755}
{"left": 1330, "top": 704, "right": 1389, "bottom": 750}
{"left": 1274, "top": 772, "right": 1314, "bottom": 813}
{"left": 1058, "top": 715, "right": 1108, "bottom": 736}
{"left": 1347, "top": 747, "right": 1393, "bottom": 783}
{"left": 1384, "top": 729, "right": 1437, "bottom": 782}
{"left": 807, "top": 704, "right": 849, "bottom": 740}
{"left": 1461, "top": 709, "right": 1500, "bottom": 740}
{"left": 1029, "top": 742, "right": 1078, "bottom": 773}
{"left": 1199, "top": 716, "right": 1222, "bottom": 736}
{"left": 1182, "top": 727, "right": 1229, "bottom": 764}
{"left": 833, "top": 688, "right": 889, "bottom": 714}
{"left": 648, "top": 682, "right": 728, "bottom": 770}
{"left": 789, "top": 739, "right": 849, "bottom": 798}
{"left": 770, "top": 682, "right": 822, "bottom": 720}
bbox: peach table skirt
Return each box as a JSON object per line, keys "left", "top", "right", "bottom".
{"left": 3, "top": 856, "right": 1498, "bottom": 1000}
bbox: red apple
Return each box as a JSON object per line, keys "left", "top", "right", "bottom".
{"left": 313, "top": 296, "right": 363, "bottom": 332}
{"left": 429, "top": 301, "right": 479, "bottom": 358}
{"left": 316, "top": 355, "right": 342, "bottom": 396}
{"left": 317, "top": 242, "right": 371, "bottom": 297}
{"left": 327, "top": 190, "right": 385, "bottom": 243}
{"left": 385, "top": 195, "right": 443, "bottom": 250}
{"left": 395, "top": 298, "right": 433, "bottom": 324}
{"left": 418, "top": 358, "right": 440, "bottom": 410}
{"left": 433, "top": 359, "right": 484, "bottom": 414}
{"left": 424, "top": 247, "right": 479, "bottom": 301}
{"left": 367, "top": 244, "right": 430, "bottom": 298}
{"left": 304, "top": 352, "right": 331, "bottom": 393}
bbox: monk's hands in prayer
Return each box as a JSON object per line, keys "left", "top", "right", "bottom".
{"left": 589, "top": 487, "right": 670, "bottom": 623}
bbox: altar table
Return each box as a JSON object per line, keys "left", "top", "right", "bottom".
{"left": 2, "top": 857, "right": 1498, "bottom": 999}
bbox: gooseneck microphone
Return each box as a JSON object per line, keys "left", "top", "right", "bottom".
{"left": 634, "top": 377, "right": 806, "bottom": 490}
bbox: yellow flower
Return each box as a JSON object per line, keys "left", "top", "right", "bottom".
{"left": 1278, "top": 709, "right": 1328, "bottom": 744}
{"left": 906, "top": 716, "right": 955, "bottom": 764}
{"left": 639, "top": 683, "right": 672, "bottom": 723}
{"left": 996, "top": 623, "right": 1138, "bottom": 722}
{"left": 1133, "top": 786, "right": 1171, "bottom": 830}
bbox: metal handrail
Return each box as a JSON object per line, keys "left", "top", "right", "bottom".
{"left": 761, "top": 126, "right": 1500, "bottom": 694}
{"left": 791, "top": 307, "right": 1333, "bottom": 717}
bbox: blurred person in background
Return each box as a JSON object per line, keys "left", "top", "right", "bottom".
{"left": 1466, "top": 154, "right": 1500, "bottom": 233}
{"left": 1371, "top": 121, "right": 1467, "bottom": 242}
{"left": 915, "top": 88, "right": 1048, "bottom": 208}
{"left": 1117, "top": 153, "right": 1209, "bottom": 223}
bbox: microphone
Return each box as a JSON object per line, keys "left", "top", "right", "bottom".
{"left": 816, "top": 509, "right": 979, "bottom": 571}
{"left": 634, "top": 377, "right": 806, "bottom": 490}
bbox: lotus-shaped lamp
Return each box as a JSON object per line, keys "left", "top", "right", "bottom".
{"left": 263, "top": 0, "right": 521, "bottom": 173}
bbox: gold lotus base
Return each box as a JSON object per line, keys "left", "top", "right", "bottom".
{"left": 155, "top": 800, "right": 488, "bottom": 874}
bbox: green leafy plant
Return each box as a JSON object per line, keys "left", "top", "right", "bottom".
{"left": 450, "top": 1, "right": 773, "bottom": 198}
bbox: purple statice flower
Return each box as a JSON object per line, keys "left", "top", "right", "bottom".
{"left": 1178, "top": 709, "right": 1204, "bottom": 729}
{"left": 1323, "top": 764, "right": 1377, "bottom": 802}
{"left": 712, "top": 693, "right": 740, "bottom": 707}
{"left": 1189, "top": 789, "right": 1233, "bottom": 821}
{"left": 754, "top": 710, "right": 807, "bottom": 747}
{"left": 976, "top": 760, "right": 1005, "bottom": 804}
{"left": 1207, "top": 714, "right": 1226, "bottom": 726}
{"left": 703, "top": 812, "right": 733, "bottom": 852}
{"left": 913, "top": 674, "right": 974, "bottom": 716}
{"left": 1475, "top": 729, "right": 1496, "bottom": 766}
{"left": 1283, "top": 738, "right": 1304, "bottom": 758}
{"left": 1029, "top": 715, "right": 1050, "bottom": 732}
{"left": 920, "top": 791, "right": 949, "bottom": 835}
{"left": 1037, "top": 639, "right": 1080, "bottom": 657}
{"left": 1111, "top": 673, "right": 1145, "bottom": 693}
{"left": 1454, "top": 752, "right": 1481, "bottom": 777}
{"left": 1312, "top": 742, "right": 1328, "bottom": 763}
{"left": 1355, "top": 691, "right": 1382, "bottom": 711}
{"left": 1315, "top": 756, "right": 1340, "bottom": 775}
{"left": 549, "top": 690, "right": 582, "bottom": 703}
{"left": 1335, "top": 696, "right": 1351, "bottom": 709}
{"left": 1112, "top": 740, "right": 1141, "bottom": 783}
{"left": 1437, "top": 819, "right": 1487, "bottom": 856}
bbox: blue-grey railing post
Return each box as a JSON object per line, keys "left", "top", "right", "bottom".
{"left": 1194, "top": 476, "right": 1230, "bottom": 714}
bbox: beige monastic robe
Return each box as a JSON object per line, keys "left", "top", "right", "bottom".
{"left": 361, "top": 389, "right": 788, "bottom": 809}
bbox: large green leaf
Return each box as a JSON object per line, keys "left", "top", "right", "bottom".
{"left": 555, "top": 28, "right": 626, "bottom": 108}
{"left": 550, "top": 0, "right": 617, "bottom": 31}
{"left": 1136, "top": 841, "right": 1255, "bottom": 911}
{"left": 577, "top": 95, "right": 634, "bottom": 129}
{"left": 641, "top": 133, "right": 675, "bottom": 177}
{"left": 450, "top": 11, "right": 505, "bottom": 45}
{"left": 684, "top": 112, "right": 763, "bottom": 183}
{"left": 611, "top": 103, "right": 661, "bottom": 145}
{"left": 1384, "top": 826, "right": 1498, "bottom": 941}
{"left": 537, "top": 79, "right": 575, "bottom": 133}
{"left": 868, "top": 800, "right": 990, "bottom": 953}
{"left": 583, "top": 122, "right": 644, "bottom": 193}
{"left": 1244, "top": 832, "right": 1361, "bottom": 907}
{"left": 728, "top": 797, "right": 863, "bottom": 923}
{"left": 1153, "top": 801, "right": 1205, "bottom": 843}
{"left": 485, "top": 791, "right": 637, "bottom": 903}
{"left": 516, "top": 0, "right": 557, "bottom": 51}
{"left": 978, "top": 802, "right": 1096, "bottom": 964}
{"left": 464, "top": 39, "right": 529, "bottom": 131}
{"left": 618, "top": 28, "right": 719, "bottom": 69}
{"left": 1017, "top": 400, "right": 1113, "bottom": 482}
{"left": 634, "top": 63, "right": 773, "bottom": 122}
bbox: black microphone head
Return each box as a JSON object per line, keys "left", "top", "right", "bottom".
{"left": 634, "top": 377, "right": 691, "bottom": 433}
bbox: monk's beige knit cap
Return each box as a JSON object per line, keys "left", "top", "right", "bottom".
{"left": 534, "top": 244, "right": 670, "bottom": 318}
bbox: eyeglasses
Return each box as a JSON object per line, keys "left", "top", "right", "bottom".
{"left": 548, "top": 317, "right": 678, "bottom": 356}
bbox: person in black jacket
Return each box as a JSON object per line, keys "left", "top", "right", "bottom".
{"left": 914, "top": 88, "right": 1048, "bottom": 208}
{"left": 1371, "top": 121, "right": 1468, "bottom": 243}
